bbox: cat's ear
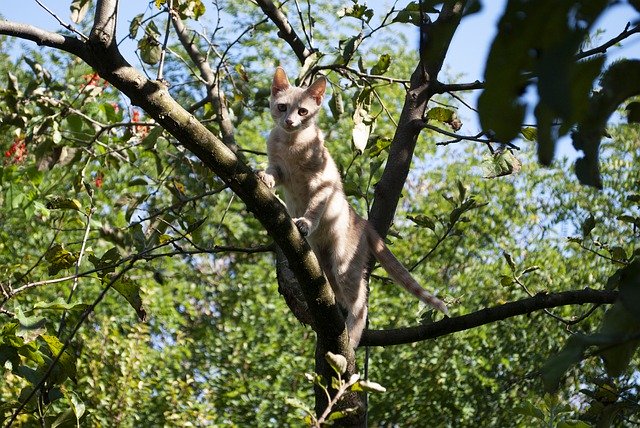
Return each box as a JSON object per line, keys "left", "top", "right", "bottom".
{"left": 272, "top": 67, "right": 290, "bottom": 95}
{"left": 306, "top": 76, "right": 326, "bottom": 105}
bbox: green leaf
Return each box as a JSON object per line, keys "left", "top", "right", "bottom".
{"left": 141, "top": 126, "right": 163, "bottom": 148}
{"left": 368, "top": 135, "right": 391, "bottom": 157}
{"left": 581, "top": 214, "right": 596, "bottom": 238}
{"left": 46, "top": 197, "right": 82, "bottom": 211}
{"left": 370, "top": 54, "right": 391, "bottom": 75}
{"left": 337, "top": 4, "right": 374, "bottom": 23}
{"left": 500, "top": 275, "right": 514, "bottom": 287}
{"left": 175, "top": 0, "right": 206, "bottom": 20}
{"left": 328, "top": 92, "right": 344, "bottom": 121}
{"left": 393, "top": 1, "right": 437, "bottom": 25}
{"left": 541, "top": 334, "right": 588, "bottom": 392}
{"left": 520, "top": 127, "right": 537, "bottom": 141}
{"left": 573, "top": 60, "right": 640, "bottom": 188}
{"left": 69, "top": 0, "right": 90, "bottom": 24}
{"left": 326, "top": 410, "right": 349, "bottom": 421}
{"left": 325, "top": 352, "right": 347, "bottom": 376}
{"left": 339, "top": 34, "right": 363, "bottom": 63}
{"left": 407, "top": 214, "right": 436, "bottom": 231}
{"left": 618, "top": 260, "right": 640, "bottom": 321}
{"left": 129, "top": 13, "right": 144, "bottom": 39}
{"left": 514, "top": 401, "right": 545, "bottom": 421}
{"left": 66, "top": 114, "right": 84, "bottom": 134}
{"left": 331, "top": 375, "right": 342, "bottom": 390}
{"left": 44, "top": 244, "right": 77, "bottom": 276}
{"left": 15, "top": 307, "right": 46, "bottom": 329}
{"left": 503, "top": 252, "right": 516, "bottom": 272}
{"left": 31, "top": 298, "right": 88, "bottom": 313}
{"left": 110, "top": 275, "right": 147, "bottom": 321}
{"left": 598, "top": 303, "right": 640, "bottom": 377}
{"left": 40, "top": 334, "right": 77, "bottom": 384}
{"left": 608, "top": 246, "right": 627, "bottom": 262}
{"left": 482, "top": 149, "right": 522, "bottom": 179}
{"left": 353, "top": 380, "right": 386, "bottom": 393}
{"left": 426, "top": 107, "right": 462, "bottom": 131}
{"left": 138, "top": 22, "right": 162, "bottom": 65}
{"left": 51, "top": 407, "right": 77, "bottom": 428}
{"left": 88, "top": 247, "right": 121, "bottom": 278}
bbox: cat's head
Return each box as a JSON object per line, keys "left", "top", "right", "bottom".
{"left": 270, "top": 67, "right": 326, "bottom": 133}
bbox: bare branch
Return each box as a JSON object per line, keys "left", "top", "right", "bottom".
{"left": 577, "top": 22, "right": 640, "bottom": 60}
{"left": 34, "top": 0, "right": 88, "bottom": 40}
{"left": 254, "top": 0, "right": 312, "bottom": 63}
{"left": 91, "top": 0, "right": 118, "bottom": 49}
{"left": 369, "top": 0, "right": 467, "bottom": 237}
{"left": 436, "top": 79, "right": 484, "bottom": 93}
{"left": 0, "top": 20, "right": 88, "bottom": 61}
{"left": 360, "top": 289, "right": 618, "bottom": 347}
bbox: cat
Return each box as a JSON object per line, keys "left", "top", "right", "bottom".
{"left": 259, "top": 67, "right": 447, "bottom": 348}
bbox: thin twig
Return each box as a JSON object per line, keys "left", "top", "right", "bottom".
{"left": 35, "top": 0, "right": 88, "bottom": 40}
{"left": 577, "top": 22, "right": 640, "bottom": 60}
{"left": 58, "top": 202, "right": 95, "bottom": 336}
{"left": 157, "top": 0, "right": 174, "bottom": 81}
{"left": 293, "top": 0, "right": 313, "bottom": 51}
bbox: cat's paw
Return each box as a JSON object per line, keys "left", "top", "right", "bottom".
{"left": 257, "top": 170, "right": 276, "bottom": 189}
{"left": 293, "top": 217, "right": 312, "bottom": 236}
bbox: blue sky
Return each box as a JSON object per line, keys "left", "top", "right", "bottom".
{"left": 1, "top": 1, "right": 638, "bottom": 157}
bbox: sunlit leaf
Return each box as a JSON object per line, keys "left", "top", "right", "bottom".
{"left": 70, "top": 0, "right": 90, "bottom": 24}
{"left": 109, "top": 275, "right": 147, "bottom": 321}
{"left": 325, "top": 352, "right": 347, "bottom": 375}
{"left": 370, "top": 54, "right": 391, "bottom": 75}
{"left": 482, "top": 149, "right": 522, "bottom": 179}
{"left": 40, "top": 334, "right": 77, "bottom": 384}
{"left": 44, "top": 244, "right": 77, "bottom": 276}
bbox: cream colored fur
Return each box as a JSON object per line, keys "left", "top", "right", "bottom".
{"left": 259, "top": 67, "right": 447, "bottom": 348}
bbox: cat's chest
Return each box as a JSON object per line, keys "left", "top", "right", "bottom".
{"left": 274, "top": 146, "right": 325, "bottom": 185}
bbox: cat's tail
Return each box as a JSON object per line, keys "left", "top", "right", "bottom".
{"left": 366, "top": 225, "right": 448, "bottom": 315}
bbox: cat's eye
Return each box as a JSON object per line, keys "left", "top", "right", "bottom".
{"left": 298, "top": 108, "right": 308, "bottom": 116}
{"left": 277, "top": 104, "right": 287, "bottom": 112}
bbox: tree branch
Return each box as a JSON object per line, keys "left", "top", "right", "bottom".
{"left": 436, "top": 79, "right": 484, "bottom": 93}
{"left": 360, "top": 289, "right": 618, "bottom": 347}
{"left": 577, "top": 22, "right": 640, "bottom": 60}
{"left": 254, "top": 0, "right": 312, "bottom": 63}
{"left": 369, "top": 0, "right": 467, "bottom": 237}
{"left": 0, "top": 20, "right": 89, "bottom": 61}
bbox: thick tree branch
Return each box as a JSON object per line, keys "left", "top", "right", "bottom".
{"left": 369, "top": 0, "right": 466, "bottom": 237}
{"left": 254, "top": 0, "right": 312, "bottom": 63}
{"left": 90, "top": 0, "right": 118, "bottom": 49}
{"left": 0, "top": 20, "right": 89, "bottom": 61}
{"left": 360, "top": 289, "right": 618, "bottom": 347}
{"left": 2, "top": 0, "right": 353, "bottom": 400}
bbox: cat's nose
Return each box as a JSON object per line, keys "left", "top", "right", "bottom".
{"left": 285, "top": 118, "right": 294, "bottom": 126}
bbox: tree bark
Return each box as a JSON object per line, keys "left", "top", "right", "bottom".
{"left": 360, "top": 289, "right": 617, "bottom": 346}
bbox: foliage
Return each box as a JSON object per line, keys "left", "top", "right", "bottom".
{"left": 0, "top": 0, "right": 638, "bottom": 426}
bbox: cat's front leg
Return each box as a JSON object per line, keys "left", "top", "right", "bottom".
{"left": 292, "top": 217, "right": 312, "bottom": 236}
{"left": 257, "top": 165, "right": 282, "bottom": 189}
{"left": 292, "top": 185, "right": 333, "bottom": 236}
